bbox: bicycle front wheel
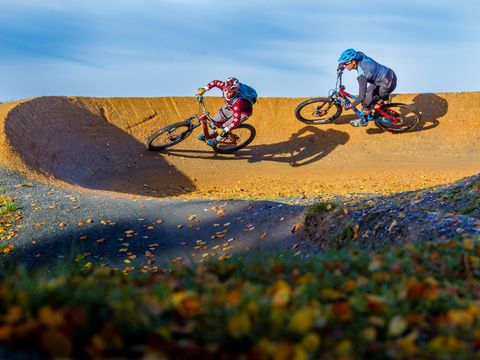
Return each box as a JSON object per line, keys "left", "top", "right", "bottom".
{"left": 213, "top": 124, "right": 256, "bottom": 154}
{"left": 294, "top": 97, "right": 342, "bottom": 124}
{"left": 146, "top": 119, "right": 193, "bottom": 151}
{"left": 375, "top": 103, "right": 421, "bottom": 133}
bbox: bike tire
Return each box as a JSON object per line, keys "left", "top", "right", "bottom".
{"left": 213, "top": 124, "right": 256, "bottom": 154}
{"left": 146, "top": 119, "right": 193, "bottom": 151}
{"left": 375, "top": 103, "right": 421, "bottom": 133}
{"left": 294, "top": 97, "right": 342, "bottom": 124}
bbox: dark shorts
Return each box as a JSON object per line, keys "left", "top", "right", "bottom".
{"left": 365, "top": 70, "right": 397, "bottom": 107}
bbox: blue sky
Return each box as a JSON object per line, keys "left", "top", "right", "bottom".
{"left": 0, "top": 0, "right": 479, "bottom": 100}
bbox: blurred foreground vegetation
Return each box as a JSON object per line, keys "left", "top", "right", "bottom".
{"left": 1, "top": 237, "right": 480, "bottom": 359}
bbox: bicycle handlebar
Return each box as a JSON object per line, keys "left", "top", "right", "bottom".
{"left": 194, "top": 95, "right": 214, "bottom": 123}
{"left": 196, "top": 94, "right": 208, "bottom": 112}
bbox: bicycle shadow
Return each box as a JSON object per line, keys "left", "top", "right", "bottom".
{"left": 164, "top": 126, "right": 349, "bottom": 167}
{"left": 409, "top": 93, "right": 448, "bottom": 131}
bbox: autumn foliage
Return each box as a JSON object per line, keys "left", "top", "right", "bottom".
{"left": 0, "top": 238, "right": 479, "bottom": 358}
{"left": 0, "top": 195, "right": 19, "bottom": 254}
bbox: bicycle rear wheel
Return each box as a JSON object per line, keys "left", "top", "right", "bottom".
{"left": 213, "top": 124, "right": 256, "bottom": 154}
{"left": 146, "top": 119, "right": 193, "bottom": 151}
{"left": 294, "top": 97, "right": 342, "bottom": 124}
{"left": 375, "top": 103, "right": 421, "bottom": 133}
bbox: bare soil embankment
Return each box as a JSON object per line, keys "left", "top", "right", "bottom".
{"left": 304, "top": 174, "right": 480, "bottom": 248}
{"left": 0, "top": 93, "right": 478, "bottom": 197}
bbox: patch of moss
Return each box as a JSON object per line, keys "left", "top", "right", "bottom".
{"left": 0, "top": 202, "right": 20, "bottom": 214}
{"left": 460, "top": 196, "right": 480, "bottom": 216}
{"left": 332, "top": 223, "right": 354, "bottom": 249}
{"left": 306, "top": 202, "right": 343, "bottom": 216}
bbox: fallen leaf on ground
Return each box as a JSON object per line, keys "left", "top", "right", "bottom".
{"left": 244, "top": 224, "right": 255, "bottom": 232}
{"left": 291, "top": 224, "right": 302, "bottom": 233}
{"left": 352, "top": 224, "right": 359, "bottom": 240}
{"left": 388, "top": 220, "right": 398, "bottom": 232}
{"left": 388, "top": 315, "right": 408, "bottom": 337}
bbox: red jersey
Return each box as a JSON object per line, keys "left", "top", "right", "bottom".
{"left": 205, "top": 80, "right": 253, "bottom": 131}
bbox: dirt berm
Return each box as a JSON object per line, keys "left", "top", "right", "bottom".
{"left": 0, "top": 93, "right": 478, "bottom": 197}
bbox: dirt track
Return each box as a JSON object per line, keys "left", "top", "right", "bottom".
{"left": 0, "top": 93, "right": 479, "bottom": 198}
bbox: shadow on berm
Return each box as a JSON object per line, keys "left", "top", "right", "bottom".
{"left": 4, "top": 97, "right": 194, "bottom": 196}
{"left": 410, "top": 93, "right": 449, "bottom": 131}
{"left": 164, "top": 126, "right": 349, "bottom": 167}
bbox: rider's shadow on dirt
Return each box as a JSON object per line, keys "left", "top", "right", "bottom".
{"left": 237, "top": 126, "right": 349, "bottom": 167}
{"left": 409, "top": 93, "right": 448, "bottom": 131}
{"left": 165, "top": 126, "right": 349, "bottom": 167}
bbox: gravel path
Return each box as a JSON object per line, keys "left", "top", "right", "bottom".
{"left": 2, "top": 166, "right": 478, "bottom": 270}
{"left": 0, "top": 167, "right": 315, "bottom": 270}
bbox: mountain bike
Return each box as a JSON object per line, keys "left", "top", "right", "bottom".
{"left": 146, "top": 95, "right": 256, "bottom": 154}
{"left": 294, "top": 67, "right": 421, "bottom": 133}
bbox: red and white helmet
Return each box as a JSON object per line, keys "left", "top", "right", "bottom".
{"left": 224, "top": 77, "right": 239, "bottom": 92}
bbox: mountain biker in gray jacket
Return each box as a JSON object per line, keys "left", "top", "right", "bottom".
{"left": 338, "top": 48, "right": 397, "bottom": 127}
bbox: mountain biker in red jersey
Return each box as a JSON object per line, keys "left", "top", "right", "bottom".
{"left": 196, "top": 77, "right": 257, "bottom": 146}
{"left": 338, "top": 49, "right": 397, "bottom": 127}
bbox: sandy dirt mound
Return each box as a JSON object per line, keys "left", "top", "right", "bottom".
{"left": 0, "top": 93, "right": 479, "bottom": 197}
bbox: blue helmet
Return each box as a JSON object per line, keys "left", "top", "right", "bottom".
{"left": 338, "top": 48, "right": 357, "bottom": 64}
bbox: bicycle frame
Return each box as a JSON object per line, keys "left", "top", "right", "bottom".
{"left": 192, "top": 95, "right": 241, "bottom": 145}
{"left": 331, "top": 69, "right": 400, "bottom": 125}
